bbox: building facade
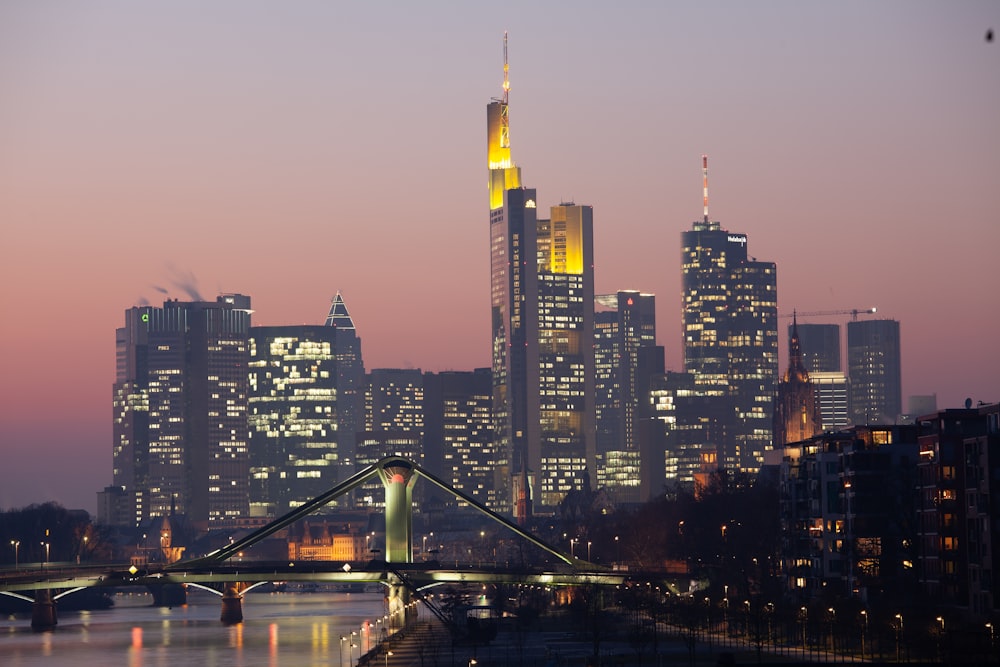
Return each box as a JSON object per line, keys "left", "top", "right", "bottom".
{"left": 594, "top": 291, "right": 657, "bottom": 504}
{"left": 112, "top": 295, "right": 252, "bottom": 528}
{"left": 680, "top": 157, "right": 778, "bottom": 472}
{"left": 247, "top": 325, "right": 340, "bottom": 518}
{"left": 773, "top": 317, "right": 822, "bottom": 447}
{"left": 795, "top": 323, "right": 841, "bottom": 373}
{"left": 847, "top": 318, "right": 902, "bottom": 425}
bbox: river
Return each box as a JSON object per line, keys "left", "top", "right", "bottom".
{"left": 0, "top": 589, "right": 388, "bottom": 667}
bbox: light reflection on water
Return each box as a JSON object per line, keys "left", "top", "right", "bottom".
{"left": 1, "top": 590, "right": 386, "bottom": 667}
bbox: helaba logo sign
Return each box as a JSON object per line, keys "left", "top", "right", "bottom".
{"left": 727, "top": 234, "right": 747, "bottom": 246}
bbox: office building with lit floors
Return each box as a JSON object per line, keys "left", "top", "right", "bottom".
{"left": 847, "top": 318, "right": 902, "bottom": 425}
{"left": 594, "top": 291, "right": 657, "bottom": 504}
{"left": 486, "top": 38, "right": 596, "bottom": 518}
{"left": 534, "top": 203, "right": 597, "bottom": 510}
{"left": 247, "top": 325, "right": 342, "bottom": 518}
{"left": 324, "top": 292, "right": 365, "bottom": 472}
{"left": 112, "top": 294, "right": 252, "bottom": 528}
{"left": 681, "top": 156, "right": 778, "bottom": 472}
{"left": 422, "top": 369, "right": 500, "bottom": 510}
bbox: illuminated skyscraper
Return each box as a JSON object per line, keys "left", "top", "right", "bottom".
{"left": 247, "top": 325, "right": 340, "bottom": 517}
{"left": 594, "top": 291, "right": 657, "bottom": 503}
{"left": 112, "top": 294, "right": 251, "bottom": 528}
{"left": 535, "top": 203, "right": 596, "bottom": 509}
{"left": 680, "top": 156, "right": 778, "bottom": 471}
{"left": 847, "top": 318, "right": 902, "bottom": 424}
{"left": 422, "top": 369, "right": 499, "bottom": 509}
{"left": 324, "top": 292, "right": 365, "bottom": 468}
{"left": 487, "top": 37, "right": 595, "bottom": 518}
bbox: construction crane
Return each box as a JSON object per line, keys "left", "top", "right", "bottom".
{"left": 779, "top": 307, "right": 877, "bottom": 321}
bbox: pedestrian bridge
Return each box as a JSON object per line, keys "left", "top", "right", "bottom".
{"left": 1, "top": 456, "right": 658, "bottom": 630}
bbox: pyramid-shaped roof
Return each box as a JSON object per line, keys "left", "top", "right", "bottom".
{"left": 324, "top": 292, "right": 355, "bottom": 330}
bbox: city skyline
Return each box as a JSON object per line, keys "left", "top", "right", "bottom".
{"left": 2, "top": 2, "right": 998, "bottom": 512}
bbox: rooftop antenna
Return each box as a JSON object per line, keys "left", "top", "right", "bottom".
{"left": 702, "top": 154, "right": 710, "bottom": 223}
{"left": 502, "top": 31, "right": 510, "bottom": 105}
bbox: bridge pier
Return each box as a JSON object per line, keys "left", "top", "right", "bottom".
{"left": 31, "top": 589, "right": 57, "bottom": 631}
{"left": 220, "top": 582, "right": 243, "bottom": 625}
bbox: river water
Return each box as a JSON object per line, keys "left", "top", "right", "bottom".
{"left": 0, "top": 589, "right": 388, "bottom": 667}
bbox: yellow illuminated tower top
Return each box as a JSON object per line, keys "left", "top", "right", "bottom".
{"left": 487, "top": 32, "right": 522, "bottom": 210}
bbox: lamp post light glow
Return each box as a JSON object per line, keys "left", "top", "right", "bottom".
{"left": 587, "top": 541, "right": 592, "bottom": 562}
{"left": 570, "top": 538, "right": 577, "bottom": 558}
{"left": 384, "top": 650, "right": 393, "bottom": 667}
{"left": 340, "top": 636, "right": 347, "bottom": 667}
{"left": 10, "top": 540, "right": 19, "bottom": 571}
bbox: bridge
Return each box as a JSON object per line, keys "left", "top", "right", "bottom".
{"left": 1, "top": 457, "right": 654, "bottom": 631}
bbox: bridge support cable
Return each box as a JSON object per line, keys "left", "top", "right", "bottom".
{"left": 171, "top": 462, "right": 383, "bottom": 569}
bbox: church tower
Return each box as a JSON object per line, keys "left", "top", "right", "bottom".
{"left": 774, "top": 314, "right": 822, "bottom": 446}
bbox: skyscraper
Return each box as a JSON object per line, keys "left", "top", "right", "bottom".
{"left": 594, "top": 291, "right": 657, "bottom": 504}
{"left": 324, "top": 292, "right": 365, "bottom": 469}
{"left": 489, "top": 35, "right": 526, "bottom": 518}
{"left": 247, "top": 325, "right": 340, "bottom": 517}
{"left": 680, "top": 156, "right": 778, "bottom": 471}
{"left": 795, "top": 323, "right": 841, "bottom": 373}
{"left": 422, "top": 369, "right": 499, "bottom": 509}
{"left": 847, "top": 318, "right": 902, "bottom": 425}
{"left": 487, "top": 37, "right": 596, "bottom": 518}
{"left": 535, "top": 203, "right": 596, "bottom": 509}
{"left": 112, "top": 294, "right": 251, "bottom": 528}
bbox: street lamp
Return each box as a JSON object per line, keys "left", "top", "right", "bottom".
{"left": 860, "top": 610, "right": 868, "bottom": 661}
{"left": 340, "top": 636, "right": 347, "bottom": 667}
{"left": 10, "top": 540, "right": 19, "bottom": 571}
{"left": 587, "top": 541, "right": 592, "bottom": 562}
{"left": 895, "top": 613, "right": 904, "bottom": 662}
{"left": 41, "top": 541, "right": 50, "bottom": 567}
{"left": 384, "top": 650, "right": 393, "bottom": 667}
{"left": 570, "top": 538, "right": 577, "bottom": 558}
{"left": 614, "top": 535, "right": 620, "bottom": 564}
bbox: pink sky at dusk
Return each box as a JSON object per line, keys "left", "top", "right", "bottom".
{"left": 1, "top": 1, "right": 998, "bottom": 513}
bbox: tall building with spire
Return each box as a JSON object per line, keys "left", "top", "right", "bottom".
{"left": 487, "top": 36, "right": 595, "bottom": 519}
{"left": 680, "top": 156, "right": 778, "bottom": 472}
{"left": 324, "top": 292, "right": 365, "bottom": 468}
{"left": 774, "top": 315, "right": 822, "bottom": 446}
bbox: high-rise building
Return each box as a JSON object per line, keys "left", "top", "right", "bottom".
{"left": 773, "top": 317, "right": 822, "bottom": 446}
{"left": 422, "top": 369, "right": 500, "bottom": 509}
{"left": 247, "top": 325, "right": 340, "bottom": 518}
{"left": 535, "top": 203, "right": 596, "bottom": 510}
{"left": 594, "top": 291, "right": 657, "bottom": 504}
{"left": 112, "top": 294, "right": 252, "bottom": 528}
{"left": 487, "top": 38, "right": 525, "bottom": 518}
{"left": 680, "top": 156, "right": 778, "bottom": 472}
{"left": 795, "top": 323, "right": 841, "bottom": 373}
{"left": 810, "top": 371, "right": 850, "bottom": 432}
{"left": 356, "top": 368, "right": 425, "bottom": 509}
{"left": 847, "top": 319, "right": 902, "bottom": 425}
{"left": 488, "top": 38, "right": 596, "bottom": 518}
{"left": 324, "top": 292, "right": 365, "bottom": 468}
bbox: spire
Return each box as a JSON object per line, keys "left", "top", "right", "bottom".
{"left": 702, "top": 154, "right": 710, "bottom": 224}
{"left": 324, "top": 292, "right": 356, "bottom": 330}
{"left": 502, "top": 31, "right": 510, "bottom": 106}
{"left": 786, "top": 311, "right": 809, "bottom": 382}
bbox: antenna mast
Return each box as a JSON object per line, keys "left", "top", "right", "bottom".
{"left": 502, "top": 31, "right": 510, "bottom": 105}
{"left": 702, "top": 154, "right": 709, "bottom": 223}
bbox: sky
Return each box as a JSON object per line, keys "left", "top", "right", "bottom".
{"left": 1, "top": 1, "right": 998, "bottom": 514}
